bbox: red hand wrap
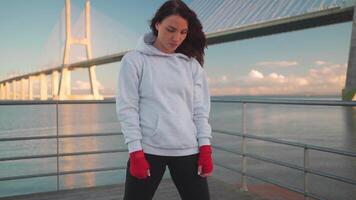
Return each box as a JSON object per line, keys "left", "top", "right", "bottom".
{"left": 129, "top": 150, "right": 150, "bottom": 179}
{"left": 198, "top": 145, "right": 213, "bottom": 174}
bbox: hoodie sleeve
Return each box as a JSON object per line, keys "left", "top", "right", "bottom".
{"left": 192, "top": 60, "right": 212, "bottom": 146}
{"left": 116, "top": 52, "right": 143, "bottom": 153}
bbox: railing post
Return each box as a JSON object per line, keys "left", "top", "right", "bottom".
{"left": 241, "top": 102, "right": 248, "bottom": 191}
{"left": 56, "top": 101, "right": 60, "bottom": 191}
{"left": 304, "top": 147, "right": 309, "bottom": 199}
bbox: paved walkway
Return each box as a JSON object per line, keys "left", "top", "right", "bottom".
{"left": 0, "top": 177, "right": 265, "bottom": 200}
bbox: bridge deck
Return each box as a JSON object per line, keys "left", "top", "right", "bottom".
{"left": 0, "top": 177, "right": 265, "bottom": 200}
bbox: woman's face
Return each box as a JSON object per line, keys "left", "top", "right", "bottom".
{"left": 154, "top": 15, "right": 188, "bottom": 54}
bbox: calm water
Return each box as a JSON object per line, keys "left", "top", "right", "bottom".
{"left": 0, "top": 96, "right": 355, "bottom": 199}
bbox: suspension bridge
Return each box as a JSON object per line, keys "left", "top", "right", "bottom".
{"left": 0, "top": 0, "right": 355, "bottom": 101}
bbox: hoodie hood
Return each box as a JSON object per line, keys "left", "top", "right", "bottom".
{"left": 135, "top": 32, "right": 189, "bottom": 60}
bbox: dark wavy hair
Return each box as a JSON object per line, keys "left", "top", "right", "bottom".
{"left": 150, "top": 0, "right": 207, "bottom": 66}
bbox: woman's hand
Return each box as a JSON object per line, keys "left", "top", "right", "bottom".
{"left": 197, "top": 145, "right": 213, "bottom": 177}
{"left": 129, "top": 150, "right": 150, "bottom": 179}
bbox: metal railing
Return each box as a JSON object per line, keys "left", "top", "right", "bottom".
{"left": 0, "top": 100, "right": 127, "bottom": 192}
{"left": 211, "top": 99, "right": 356, "bottom": 200}
{"left": 0, "top": 99, "right": 356, "bottom": 199}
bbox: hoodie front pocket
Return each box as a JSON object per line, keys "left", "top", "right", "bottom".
{"left": 146, "top": 114, "right": 197, "bottom": 149}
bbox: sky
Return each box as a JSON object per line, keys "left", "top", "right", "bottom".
{"left": 0, "top": 0, "right": 353, "bottom": 97}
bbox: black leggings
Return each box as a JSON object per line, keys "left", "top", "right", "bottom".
{"left": 123, "top": 153, "right": 210, "bottom": 200}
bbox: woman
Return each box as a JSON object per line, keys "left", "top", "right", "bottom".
{"left": 116, "top": 0, "right": 213, "bottom": 199}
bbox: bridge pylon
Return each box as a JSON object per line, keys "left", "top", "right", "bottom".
{"left": 343, "top": 4, "right": 356, "bottom": 101}
{"left": 55, "top": 0, "right": 103, "bottom": 100}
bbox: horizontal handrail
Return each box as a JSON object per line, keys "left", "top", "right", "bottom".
{"left": 307, "top": 168, "right": 356, "bottom": 185}
{"left": 213, "top": 129, "right": 356, "bottom": 157}
{"left": 214, "top": 129, "right": 305, "bottom": 148}
{"left": 213, "top": 145, "right": 304, "bottom": 171}
{"left": 213, "top": 144, "right": 356, "bottom": 186}
{"left": 213, "top": 130, "right": 356, "bottom": 187}
{"left": 0, "top": 132, "right": 122, "bottom": 142}
{"left": 212, "top": 145, "right": 243, "bottom": 156}
{"left": 0, "top": 166, "right": 127, "bottom": 182}
{"left": 1, "top": 98, "right": 356, "bottom": 106}
{"left": 245, "top": 152, "right": 304, "bottom": 171}
{"left": 0, "top": 99, "right": 115, "bottom": 105}
{"left": 211, "top": 98, "right": 356, "bottom": 106}
{"left": 0, "top": 148, "right": 128, "bottom": 162}
{"left": 0, "top": 125, "right": 128, "bottom": 183}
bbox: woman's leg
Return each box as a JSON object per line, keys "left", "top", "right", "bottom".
{"left": 168, "top": 154, "right": 210, "bottom": 200}
{"left": 123, "top": 154, "right": 167, "bottom": 200}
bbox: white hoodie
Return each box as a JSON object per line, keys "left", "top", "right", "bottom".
{"left": 116, "top": 32, "right": 212, "bottom": 156}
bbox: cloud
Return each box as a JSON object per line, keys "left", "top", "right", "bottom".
{"left": 314, "top": 60, "right": 328, "bottom": 66}
{"left": 209, "top": 63, "right": 347, "bottom": 96}
{"left": 256, "top": 61, "right": 298, "bottom": 67}
{"left": 248, "top": 70, "right": 264, "bottom": 79}
{"left": 268, "top": 73, "right": 286, "bottom": 83}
